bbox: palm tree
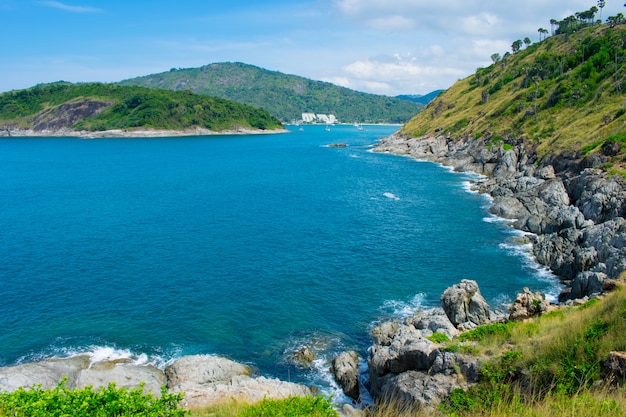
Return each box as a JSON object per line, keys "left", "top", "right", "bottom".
{"left": 490, "top": 53, "right": 501, "bottom": 64}
{"left": 550, "top": 18, "right": 558, "bottom": 35}
{"left": 523, "top": 37, "right": 532, "bottom": 48}
{"left": 512, "top": 39, "right": 523, "bottom": 53}
{"left": 538, "top": 28, "right": 549, "bottom": 41}
{"left": 598, "top": 1, "right": 606, "bottom": 24}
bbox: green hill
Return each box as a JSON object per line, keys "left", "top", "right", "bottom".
{"left": 401, "top": 23, "right": 626, "bottom": 174}
{"left": 396, "top": 90, "right": 444, "bottom": 105}
{"left": 0, "top": 82, "right": 283, "bottom": 134}
{"left": 118, "top": 62, "right": 423, "bottom": 124}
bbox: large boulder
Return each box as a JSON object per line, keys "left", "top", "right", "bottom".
{"left": 165, "top": 355, "right": 250, "bottom": 388}
{"left": 330, "top": 351, "right": 360, "bottom": 401}
{"left": 440, "top": 280, "right": 491, "bottom": 330}
{"left": 508, "top": 288, "right": 549, "bottom": 321}
{"left": 378, "top": 371, "right": 460, "bottom": 411}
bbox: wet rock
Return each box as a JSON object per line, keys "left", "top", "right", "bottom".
{"left": 330, "top": 351, "right": 360, "bottom": 401}
{"left": 440, "top": 280, "right": 491, "bottom": 329}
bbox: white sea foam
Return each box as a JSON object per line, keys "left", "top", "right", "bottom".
{"left": 383, "top": 192, "right": 400, "bottom": 200}
{"left": 17, "top": 344, "right": 180, "bottom": 370}
{"left": 498, "top": 237, "right": 563, "bottom": 302}
{"left": 380, "top": 293, "right": 426, "bottom": 318}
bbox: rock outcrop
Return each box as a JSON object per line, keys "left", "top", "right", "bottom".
{"left": 330, "top": 351, "right": 360, "bottom": 401}
{"left": 508, "top": 287, "right": 550, "bottom": 321}
{"left": 440, "top": 279, "right": 492, "bottom": 330}
{"left": 368, "top": 302, "right": 479, "bottom": 409}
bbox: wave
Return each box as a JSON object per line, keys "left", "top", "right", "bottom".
{"left": 383, "top": 192, "right": 400, "bottom": 200}
{"left": 499, "top": 234, "right": 563, "bottom": 302}
{"left": 15, "top": 343, "right": 181, "bottom": 370}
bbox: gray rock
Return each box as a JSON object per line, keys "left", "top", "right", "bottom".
{"left": 368, "top": 324, "right": 436, "bottom": 396}
{"left": 0, "top": 356, "right": 90, "bottom": 392}
{"left": 330, "top": 351, "right": 360, "bottom": 401}
{"left": 409, "top": 308, "right": 459, "bottom": 340}
{"left": 440, "top": 280, "right": 491, "bottom": 329}
{"left": 165, "top": 355, "right": 250, "bottom": 388}
{"left": 508, "top": 287, "right": 549, "bottom": 321}
{"left": 562, "top": 271, "right": 607, "bottom": 301}
{"left": 75, "top": 362, "right": 165, "bottom": 396}
{"left": 378, "top": 371, "right": 459, "bottom": 410}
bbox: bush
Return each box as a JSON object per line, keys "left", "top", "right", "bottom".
{"left": 0, "top": 379, "right": 186, "bottom": 417}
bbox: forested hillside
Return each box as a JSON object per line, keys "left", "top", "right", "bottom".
{"left": 119, "top": 62, "right": 423, "bottom": 123}
{"left": 0, "top": 83, "right": 283, "bottom": 133}
{"left": 402, "top": 12, "right": 626, "bottom": 174}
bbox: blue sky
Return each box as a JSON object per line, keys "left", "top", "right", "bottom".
{"left": 2, "top": 1, "right": 625, "bottom": 95}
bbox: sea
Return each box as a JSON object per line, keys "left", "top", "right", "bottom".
{"left": 0, "top": 124, "right": 560, "bottom": 398}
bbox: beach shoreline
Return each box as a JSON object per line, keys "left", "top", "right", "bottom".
{"left": 0, "top": 126, "right": 288, "bottom": 138}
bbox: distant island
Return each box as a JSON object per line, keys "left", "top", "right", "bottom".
{"left": 0, "top": 83, "right": 284, "bottom": 137}
{"left": 118, "top": 62, "right": 428, "bottom": 124}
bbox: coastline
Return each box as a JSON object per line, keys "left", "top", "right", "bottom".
{"left": 0, "top": 126, "right": 288, "bottom": 138}
{"left": 373, "top": 132, "right": 626, "bottom": 300}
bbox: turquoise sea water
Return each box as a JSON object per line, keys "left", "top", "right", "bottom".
{"left": 0, "top": 125, "right": 557, "bottom": 393}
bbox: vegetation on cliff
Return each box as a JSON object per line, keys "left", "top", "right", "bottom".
{"left": 118, "top": 62, "right": 424, "bottom": 123}
{"left": 401, "top": 13, "right": 626, "bottom": 175}
{"left": 0, "top": 82, "right": 283, "bottom": 133}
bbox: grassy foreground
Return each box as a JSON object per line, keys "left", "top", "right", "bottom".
{"left": 1, "top": 284, "right": 624, "bottom": 416}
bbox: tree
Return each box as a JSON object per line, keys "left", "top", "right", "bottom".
{"left": 512, "top": 39, "right": 523, "bottom": 53}
{"left": 550, "top": 18, "right": 558, "bottom": 35}
{"left": 538, "top": 28, "right": 549, "bottom": 41}
{"left": 523, "top": 37, "right": 532, "bottom": 48}
{"left": 598, "top": 1, "right": 606, "bottom": 24}
{"left": 490, "top": 53, "right": 502, "bottom": 64}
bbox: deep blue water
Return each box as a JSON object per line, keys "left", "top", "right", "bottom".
{"left": 0, "top": 125, "right": 557, "bottom": 392}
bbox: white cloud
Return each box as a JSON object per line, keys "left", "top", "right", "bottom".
{"left": 40, "top": 1, "right": 102, "bottom": 13}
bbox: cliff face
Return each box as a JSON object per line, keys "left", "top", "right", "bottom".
{"left": 375, "top": 133, "right": 626, "bottom": 301}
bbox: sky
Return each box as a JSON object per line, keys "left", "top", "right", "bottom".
{"left": 1, "top": 1, "right": 626, "bottom": 96}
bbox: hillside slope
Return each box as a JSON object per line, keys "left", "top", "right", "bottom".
{"left": 0, "top": 83, "right": 283, "bottom": 135}
{"left": 118, "top": 62, "right": 423, "bottom": 124}
{"left": 401, "top": 25, "right": 626, "bottom": 173}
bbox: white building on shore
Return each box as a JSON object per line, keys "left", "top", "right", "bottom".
{"left": 301, "top": 113, "right": 338, "bottom": 124}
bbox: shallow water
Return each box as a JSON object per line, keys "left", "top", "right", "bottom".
{"left": 0, "top": 124, "right": 557, "bottom": 392}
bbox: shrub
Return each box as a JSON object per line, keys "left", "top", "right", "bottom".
{"left": 427, "top": 332, "right": 450, "bottom": 344}
{"left": 0, "top": 379, "right": 186, "bottom": 417}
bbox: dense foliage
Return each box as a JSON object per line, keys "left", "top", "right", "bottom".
{"left": 0, "top": 82, "right": 283, "bottom": 132}
{"left": 0, "top": 379, "right": 186, "bottom": 417}
{"left": 118, "top": 62, "right": 423, "bottom": 123}
{"left": 401, "top": 16, "right": 626, "bottom": 173}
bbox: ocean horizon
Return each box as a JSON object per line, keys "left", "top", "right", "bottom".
{"left": 0, "top": 124, "right": 559, "bottom": 397}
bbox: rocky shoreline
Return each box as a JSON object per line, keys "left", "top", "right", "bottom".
{"left": 0, "top": 354, "right": 311, "bottom": 410}
{"left": 373, "top": 133, "right": 626, "bottom": 301}
{"left": 0, "top": 126, "right": 287, "bottom": 138}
